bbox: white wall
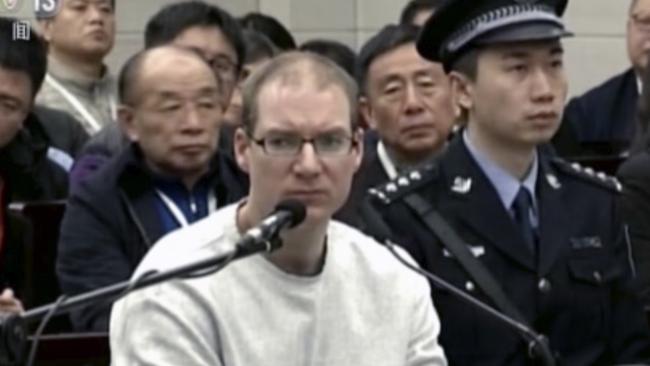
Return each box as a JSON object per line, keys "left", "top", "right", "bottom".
{"left": 9, "top": 0, "right": 632, "bottom": 98}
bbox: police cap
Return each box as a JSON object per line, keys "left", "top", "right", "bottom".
{"left": 416, "top": 0, "right": 571, "bottom": 71}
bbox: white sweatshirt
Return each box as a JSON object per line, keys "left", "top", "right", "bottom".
{"left": 110, "top": 203, "right": 447, "bottom": 366}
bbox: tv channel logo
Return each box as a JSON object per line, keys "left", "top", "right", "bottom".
{"left": 0, "top": 0, "right": 61, "bottom": 17}
{"left": 0, "top": 0, "right": 23, "bottom": 13}
{"left": 34, "top": 0, "right": 60, "bottom": 18}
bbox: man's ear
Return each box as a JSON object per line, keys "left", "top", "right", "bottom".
{"left": 38, "top": 19, "right": 54, "bottom": 43}
{"left": 352, "top": 128, "right": 364, "bottom": 172}
{"left": 233, "top": 127, "right": 251, "bottom": 174}
{"left": 359, "top": 96, "right": 377, "bottom": 130}
{"left": 449, "top": 71, "right": 474, "bottom": 112}
{"left": 118, "top": 105, "right": 138, "bottom": 142}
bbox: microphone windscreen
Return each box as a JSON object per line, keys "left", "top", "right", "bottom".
{"left": 275, "top": 199, "right": 307, "bottom": 228}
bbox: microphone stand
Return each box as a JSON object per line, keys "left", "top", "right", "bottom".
{"left": 0, "top": 234, "right": 283, "bottom": 366}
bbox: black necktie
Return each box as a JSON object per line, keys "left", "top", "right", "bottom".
{"left": 512, "top": 187, "right": 536, "bottom": 253}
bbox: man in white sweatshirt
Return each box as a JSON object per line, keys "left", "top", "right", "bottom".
{"left": 109, "top": 51, "right": 447, "bottom": 366}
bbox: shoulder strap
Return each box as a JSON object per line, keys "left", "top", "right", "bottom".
{"left": 550, "top": 158, "right": 622, "bottom": 192}
{"left": 402, "top": 192, "right": 530, "bottom": 326}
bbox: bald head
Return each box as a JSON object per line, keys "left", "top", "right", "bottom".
{"left": 118, "top": 46, "right": 220, "bottom": 107}
{"left": 117, "top": 45, "right": 225, "bottom": 186}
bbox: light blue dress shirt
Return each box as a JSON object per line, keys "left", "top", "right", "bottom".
{"left": 463, "top": 130, "right": 539, "bottom": 228}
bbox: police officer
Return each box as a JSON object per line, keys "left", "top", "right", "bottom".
{"left": 368, "top": 0, "right": 650, "bottom": 365}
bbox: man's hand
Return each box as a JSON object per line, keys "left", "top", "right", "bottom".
{"left": 0, "top": 288, "right": 23, "bottom": 314}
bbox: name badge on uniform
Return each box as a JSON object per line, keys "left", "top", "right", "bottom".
{"left": 570, "top": 236, "right": 603, "bottom": 250}
{"left": 443, "top": 245, "right": 485, "bottom": 258}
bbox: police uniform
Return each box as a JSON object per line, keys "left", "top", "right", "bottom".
{"left": 367, "top": 0, "right": 650, "bottom": 365}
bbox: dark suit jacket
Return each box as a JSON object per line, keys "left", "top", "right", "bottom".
{"left": 371, "top": 137, "right": 650, "bottom": 365}
{"left": 618, "top": 150, "right": 650, "bottom": 305}
{"left": 554, "top": 68, "right": 638, "bottom": 157}
{"left": 57, "top": 144, "right": 249, "bottom": 331}
{"left": 1, "top": 211, "right": 28, "bottom": 295}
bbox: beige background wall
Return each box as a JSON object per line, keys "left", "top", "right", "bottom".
{"left": 11, "top": 0, "right": 633, "bottom": 98}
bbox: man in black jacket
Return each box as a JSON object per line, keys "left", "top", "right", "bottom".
{"left": 56, "top": 46, "right": 249, "bottom": 332}
{"left": 0, "top": 16, "right": 90, "bottom": 315}
{"left": 553, "top": 0, "right": 650, "bottom": 156}
{"left": 618, "top": 149, "right": 650, "bottom": 306}
{"left": 336, "top": 24, "right": 454, "bottom": 227}
{"left": 0, "top": 16, "right": 86, "bottom": 202}
{"left": 2, "top": 104, "right": 89, "bottom": 202}
{"left": 369, "top": 0, "right": 650, "bottom": 364}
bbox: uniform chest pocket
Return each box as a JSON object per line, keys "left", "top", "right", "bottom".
{"left": 568, "top": 256, "right": 623, "bottom": 286}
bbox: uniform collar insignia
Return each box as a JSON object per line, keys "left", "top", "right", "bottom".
{"left": 546, "top": 173, "right": 561, "bottom": 190}
{"left": 451, "top": 176, "right": 472, "bottom": 194}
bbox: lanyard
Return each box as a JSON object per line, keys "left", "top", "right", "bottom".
{"left": 45, "top": 74, "right": 116, "bottom": 133}
{"left": 155, "top": 189, "right": 217, "bottom": 227}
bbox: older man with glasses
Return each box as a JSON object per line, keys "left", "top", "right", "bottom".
{"left": 56, "top": 45, "right": 249, "bottom": 333}
{"left": 70, "top": 0, "right": 246, "bottom": 187}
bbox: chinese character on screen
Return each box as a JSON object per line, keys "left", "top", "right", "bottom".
{"left": 12, "top": 20, "right": 30, "bottom": 41}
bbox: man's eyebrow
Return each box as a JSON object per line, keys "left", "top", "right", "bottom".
{"left": 378, "top": 74, "right": 404, "bottom": 86}
{"left": 0, "top": 92, "right": 23, "bottom": 106}
{"left": 414, "top": 69, "right": 437, "bottom": 79}
{"left": 501, "top": 50, "right": 529, "bottom": 60}
{"left": 182, "top": 47, "right": 235, "bottom": 64}
{"left": 152, "top": 87, "right": 219, "bottom": 100}
{"left": 149, "top": 90, "right": 182, "bottom": 102}
{"left": 196, "top": 86, "right": 220, "bottom": 96}
{"left": 318, "top": 126, "right": 350, "bottom": 135}
{"left": 549, "top": 45, "right": 564, "bottom": 56}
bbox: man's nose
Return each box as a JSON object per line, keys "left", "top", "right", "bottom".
{"left": 530, "top": 69, "right": 555, "bottom": 103}
{"left": 292, "top": 142, "right": 322, "bottom": 177}
{"left": 403, "top": 83, "right": 425, "bottom": 113}
{"left": 87, "top": 5, "right": 106, "bottom": 23}
{"left": 181, "top": 106, "right": 205, "bottom": 132}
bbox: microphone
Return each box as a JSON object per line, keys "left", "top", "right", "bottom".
{"left": 236, "top": 199, "right": 307, "bottom": 255}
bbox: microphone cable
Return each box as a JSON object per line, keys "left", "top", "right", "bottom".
{"left": 382, "top": 239, "right": 556, "bottom": 365}
{"left": 25, "top": 294, "right": 67, "bottom": 366}
{"left": 22, "top": 255, "right": 238, "bottom": 366}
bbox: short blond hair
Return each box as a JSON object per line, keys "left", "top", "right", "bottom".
{"left": 241, "top": 51, "right": 359, "bottom": 133}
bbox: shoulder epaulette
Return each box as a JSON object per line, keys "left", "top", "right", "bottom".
{"left": 367, "top": 164, "right": 437, "bottom": 206}
{"left": 550, "top": 157, "right": 622, "bottom": 193}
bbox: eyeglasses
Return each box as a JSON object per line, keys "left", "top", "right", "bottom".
{"left": 210, "top": 56, "right": 238, "bottom": 82}
{"left": 197, "top": 53, "right": 238, "bottom": 92}
{"left": 249, "top": 132, "right": 357, "bottom": 157}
